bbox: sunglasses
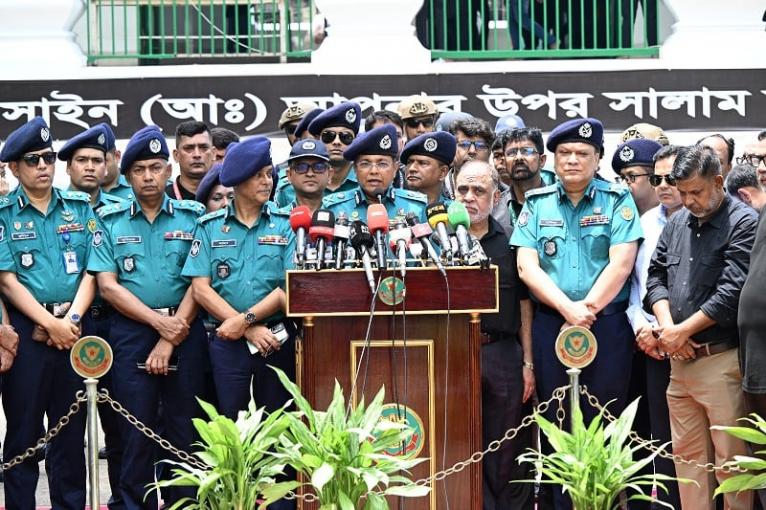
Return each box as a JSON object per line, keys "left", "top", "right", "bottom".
{"left": 292, "top": 161, "right": 330, "bottom": 174}
{"left": 616, "top": 173, "right": 651, "bottom": 184}
{"left": 648, "top": 174, "right": 676, "bottom": 187}
{"left": 22, "top": 152, "right": 57, "bottom": 166}
{"left": 321, "top": 130, "right": 355, "bottom": 145}
{"left": 404, "top": 118, "right": 434, "bottom": 129}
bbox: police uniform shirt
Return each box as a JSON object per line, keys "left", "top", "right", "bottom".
{"left": 510, "top": 179, "right": 642, "bottom": 303}
{"left": 93, "top": 190, "right": 124, "bottom": 213}
{"left": 87, "top": 196, "right": 204, "bottom": 309}
{"left": 323, "top": 185, "right": 427, "bottom": 225}
{"left": 508, "top": 169, "right": 557, "bottom": 227}
{"left": 106, "top": 175, "right": 135, "bottom": 201}
{"left": 275, "top": 165, "right": 359, "bottom": 208}
{"left": 182, "top": 201, "right": 295, "bottom": 322}
{"left": 0, "top": 188, "right": 96, "bottom": 304}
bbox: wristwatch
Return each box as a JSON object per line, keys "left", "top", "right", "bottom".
{"left": 244, "top": 311, "right": 257, "bottom": 326}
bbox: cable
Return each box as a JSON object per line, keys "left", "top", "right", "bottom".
{"left": 440, "top": 270, "right": 451, "bottom": 510}
{"left": 347, "top": 269, "right": 383, "bottom": 417}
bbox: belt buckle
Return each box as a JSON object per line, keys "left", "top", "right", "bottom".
{"left": 154, "top": 307, "right": 170, "bottom": 317}
{"left": 52, "top": 302, "right": 68, "bottom": 318}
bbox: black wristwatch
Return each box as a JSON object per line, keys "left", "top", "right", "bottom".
{"left": 244, "top": 311, "right": 257, "bottom": 325}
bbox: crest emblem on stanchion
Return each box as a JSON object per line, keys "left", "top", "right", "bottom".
{"left": 378, "top": 276, "right": 405, "bottom": 306}
{"left": 70, "top": 336, "right": 113, "bottom": 379}
{"left": 555, "top": 326, "right": 597, "bottom": 369}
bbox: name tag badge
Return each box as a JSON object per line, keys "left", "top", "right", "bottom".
{"left": 63, "top": 250, "right": 80, "bottom": 274}
{"left": 539, "top": 219, "right": 564, "bottom": 227}
{"left": 11, "top": 232, "right": 37, "bottom": 241}
{"left": 116, "top": 235, "right": 142, "bottom": 244}
{"left": 212, "top": 239, "right": 237, "bottom": 248}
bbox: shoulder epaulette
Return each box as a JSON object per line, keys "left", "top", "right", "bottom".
{"left": 324, "top": 191, "right": 355, "bottom": 206}
{"left": 62, "top": 190, "right": 90, "bottom": 202}
{"left": 101, "top": 192, "right": 124, "bottom": 204}
{"left": 97, "top": 200, "right": 131, "bottom": 218}
{"left": 525, "top": 183, "right": 557, "bottom": 199}
{"left": 0, "top": 197, "right": 12, "bottom": 210}
{"left": 268, "top": 201, "right": 291, "bottom": 217}
{"left": 395, "top": 188, "right": 428, "bottom": 204}
{"left": 198, "top": 208, "right": 227, "bottom": 224}
{"left": 174, "top": 199, "right": 206, "bottom": 215}
{"left": 603, "top": 180, "right": 630, "bottom": 195}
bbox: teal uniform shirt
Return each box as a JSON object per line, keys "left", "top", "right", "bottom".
{"left": 87, "top": 196, "right": 204, "bottom": 308}
{"left": 93, "top": 190, "right": 124, "bottom": 213}
{"left": 510, "top": 178, "right": 642, "bottom": 303}
{"left": 276, "top": 200, "right": 298, "bottom": 215}
{"left": 323, "top": 185, "right": 428, "bottom": 225}
{"left": 275, "top": 165, "right": 359, "bottom": 208}
{"left": 104, "top": 175, "right": 135, "bottom": 201}
{"left": 507, "top": 168, "right": 557, "bottom": 228}
{"left": 181, "top": 201, "right": 295, "bottom": 323}
{"left": 0, "top": 188, "right": 96, "bottom": 304}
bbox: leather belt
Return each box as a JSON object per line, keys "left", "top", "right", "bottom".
{"left": 89, "top": 304, "right": 110, "bottom": 320}
{"left": 693, "top": 341, "right": 737, "bottom": 359}
{"left": 152, "top": 306, "right": 178, "bottom": 317}
{"left": 42, "top": 302, "right": 71, "bottom": 318}
{"left": 537, "top": 300, "right": 628, "bottom": 318}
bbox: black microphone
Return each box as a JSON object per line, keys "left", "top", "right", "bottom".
{"left": 333, "top": 214, "right": 351, "bottom": 270}
{"left": 349, "top": 221, "right": 377, "bottom": 294}
{"left": 309, "top": 209, "right": 335, "bottom": 270}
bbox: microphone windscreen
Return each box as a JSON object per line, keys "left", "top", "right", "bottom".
{"left": 309, "top": 225, "right": 335, "bottom": 242}
{"left": 367, "top": 203, "right": 390, "bottom": 234}
{"left": 389, "top": 237, "right": 410, "bottom": 250}
{"left": 411, "top": 222, "right": 433, "bottom": 239}
{"left": 289, "top": 205, "right": 312, "bottom": 231}
{"left": 311, "top": 209, "right": 335, "bottom": 228}
{"left": 349, "top": 221, "right": 374, "bottom": 250}
{"left": 426, "top": 202, "right": 449, "bottom": 229}
{"left": 447, "top": 201, "right": 471, "bottom": 229}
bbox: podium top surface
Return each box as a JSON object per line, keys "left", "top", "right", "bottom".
{"left": 286, "top": 266, "right": 498, "bottom": 317}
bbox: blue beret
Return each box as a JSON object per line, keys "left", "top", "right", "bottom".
{"left": 308, "top": 101, "right": 361, "bottom": 136}
{"left": 400, "top": 131, "right": 456, "bottom": 166}
{"left": 611, "top": 139, "right": 663, "bottom": 175}
{"left": 343, "top": 124, "right": 398, "bottom": 161}
{"left": 295, "top": 108, "right": 323, "bottom": 139}
{"left": 220, "top": 136, "right": 272, "bottom": 187}
{"left": 94, "top": 122, "right": 117, "bottom": 151}
{"left": 0, "top": 116, "right": 53, "bottom": 163}
{"left": 288, "top": 139, "right": 329, "bottom": 161}
{"left": 58, "top": 125, "right": 109, "bottom": 161}
{"left": 546, "top": 117, "right": 604, "bottom": 153}
{"left": 120, "top": 125, "right": 169, "bottom": 174}
{"left": 196, "top": 163, "right": 224, "bottom": 203}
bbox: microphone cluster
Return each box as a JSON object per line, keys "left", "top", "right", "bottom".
{"left": 289, "top": 201, "right": 489, "bottom": 292}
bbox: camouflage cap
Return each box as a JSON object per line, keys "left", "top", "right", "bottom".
{"left": 397, "top": 94, "right": 438, "bottom": 120}
{"left": 278, "top": 101, "right": 318, "bottom": 129}
{"left": 620, "top": 122, "right": 670, "bottom": 146}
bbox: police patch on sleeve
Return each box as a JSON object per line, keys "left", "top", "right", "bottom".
{"left": 189, "top": 239, "right": 201, "bottom": 257}
{"left": 620, "top": 206, "right": 635, "bottom": 221}
{"left": 517, "top": 211, "right": 529, "bottom": 227}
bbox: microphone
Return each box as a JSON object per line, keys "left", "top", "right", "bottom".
{"left": 367, "top": 203, "right": 390, "bottom": 270}
{"left": 406, "top": 213, "right": 446, "bottom": 276}
{"left": 448, "top": 201, "right": 472, "bottom": 263}
{"left": 349, "top": 221, "right": 377, "bottom": 294}
{"left": 289, "top": 206, "right": 312, "bottom": 268}
{"left": 333, "top": 214, "right": 351, "bottom": 270}
{"left": 388, "top": 222, "right": 412, "bottom": 278}
{"left": 426, "top": 202, "right": 453, "bottom": 257}
{"left": 309, "top": 209, "right": 335, "bottom": 270}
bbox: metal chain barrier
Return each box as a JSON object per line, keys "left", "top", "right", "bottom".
{"left": 579, "top": 385, "right": 747, "bottom": 474}
{"left": 0, "top": 391, "right": 88, "bottom": 472}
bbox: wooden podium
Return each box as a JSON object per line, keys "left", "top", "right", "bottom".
{"left": 286, "top": 266, "right": 498, "bottom": 510}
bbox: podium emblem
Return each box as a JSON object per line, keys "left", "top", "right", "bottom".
{"left": 555, "top": 326, "right": 598, "bottom": 369}
{"left": 379, "top": 404, "right": 426, "bottom": 458}
{"left": 70, "top": 336, "right": 113, "bottom": 379}
{"left": 378, "top": 277, "right": 405, "bottom": 306}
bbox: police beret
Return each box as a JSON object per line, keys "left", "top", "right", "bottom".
{"left": 611, "top": 139, "right": 663, "bottom": 175}
{"left": 288, "top": 139, "right": 329, "bottom": 162}
{"left": 295, "top": 108, "right": 323, "bottom": 140}
{"left": 95, "top": 122, "right": 117, "bottom": 151}
{"left": 343, "top": 124, "right": 398, "bottom": 161}
{"left": 196, "top": 162, "right": 224, "bottom": 203}
{"left": 220, "top": 136, "right": 272, "bottom": 187}
{"left": 397, "top": 95, "right": 438, "bottom": 120}
{"left": 308, "top": 101, "right": 362, "bottom": 136}
{"left": 278, "top": 101, "right": 318, "bottom": 129}
{"left": 546, "top": 117, "right": 604, "bottom": 153}
{"left": 620, "top": 122, "right": 669, "bottom": 146}
{"left": 119, "top": 125, "right": 169, "bottom": 174}
{"left": 494, "top": 114, "right": 526, "bottom": 134}
{"left": 0, "top": 116, "right": 53, "bottom": 163}
{"left": 400, "top": 131, "right": 456, "bottom": 166}
{"left": 58, "top": 125, "right": 109, "bottom": 161}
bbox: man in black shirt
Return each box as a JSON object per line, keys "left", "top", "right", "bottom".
{"left": 166, "top": 121, "right": 214, "bottom": 200}
{"left": 454, "top": 160, "right": 534, "bottom": 510}
{"left": 645, "top": 145, "right": 756, "bottom": 510}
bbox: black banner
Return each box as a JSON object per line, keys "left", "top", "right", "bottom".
{"left": 0, "top": 68, "right": 763, "bottom": 140}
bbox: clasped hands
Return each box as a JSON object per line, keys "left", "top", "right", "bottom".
{"left": 635, "top": 323, "right": 700, "bottom": 361}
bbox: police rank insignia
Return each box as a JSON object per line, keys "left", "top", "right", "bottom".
{"left": 40, "top": 127, "right": 50, "bottom": 142}
{"left": 345, "top": 108, "right": 357, "bottom": 123}
{"left": 544, "top": 240, "right": 557, "bottom": 256}
{"left": 221, "top": 225, "right": 230, "bottom": 233}
{"left": 189, "top": 239, "right": 201, "bottom": 257}
{"left": 123, "top": 256, "right": 135, "bottom": 272}
{"left": 619, "top": 146, "right": 635, "bottom": 162}
{"left": 578, "top": 122, "right": 592, "bottom": 138}
{"left": 517, "top": 211, "right": 529, "bottom": 227}
{"left": 61, "top": 210, "right": 75, "bottom": 222}
{"left": 423, "top": 137, "right": 438, "bottom": 152}
{"left": 0, "top": 226, "right": 4, "bottom": 242}
{"left": 216, "top": 262, "right": 231, "bottom": 279}
{"left": 97, "top": 133, "right": 106, "bottom": 145}
{"left": 87, "top": 218, "right": 98, "bottom": 233}
{"left": 620, "top": 206, "right": 635, "bottom": 221}
{"left": 20, "top": 252, "right": 34, "bottom": 268}
{"left": 149, "top": 138, "right": 162, "bottom": 154}
{"left": 380, "top": 134, "right": 392, "bottom": 150}
{"left": 92, "top": 230, "right": 103, "bottom": 247}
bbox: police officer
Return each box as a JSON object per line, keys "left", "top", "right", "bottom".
{"left": 401, "top": 131, "right": 456, "bottom": 204}
{"left": 396, "top": 94, "right": 439, "bottom": 141}
{"left": 510, "top": 117, "right": 642, "bottom": 509}
{"left": 58, "top": 124, "right": 127, "bottom": 508}
{"left": 293, "top": 108, "right": 322, "bottom": 141}
{"left": 88, "top": 125, "right": 207, "bottom": 510}
{"left": 0, "top": 116, "right": 97, "bottom": 509}
{"left": 98, "top": 122, "right": 136, "bottom": 201}
{"left": 196, "top": 163, "right": 233, "bottom": 213}
{"left": 324, "top": 124, "right": 427, "bottom": 224}
{"left": 277, "top": 139, "right": 333, "bottom": 214}
{"left": 278, "top": 101, "right": 318, "bottom": 146}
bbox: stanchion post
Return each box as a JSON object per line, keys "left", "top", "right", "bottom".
{"left": 85, "top": 377, "right": 100, "bottom": 510}
{"left": 566, "top": 367, "right": 581, "bottom": 429}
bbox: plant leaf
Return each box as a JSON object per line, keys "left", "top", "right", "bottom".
{"left": 312, "top": 462, "right": 335, "bottom": 492}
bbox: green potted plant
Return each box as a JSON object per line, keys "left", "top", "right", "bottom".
{"left": 263, "top": 367, "right": 430, "bottom": 510}
{"left": 517, "top": 399, "right": 692, "bottom": 510}
{"left": 712, "top": 413, "right": 766, "bottom": 495}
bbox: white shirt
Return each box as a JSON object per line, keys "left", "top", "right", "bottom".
{"left": 626, "top": 205, "right": 670, "bottom": 334}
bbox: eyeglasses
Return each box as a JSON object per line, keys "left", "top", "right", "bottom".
{"left": 648, "top": 174, "right": 677, "bottom": 187}
{"left": 504, "top": 147, "right": 539, "bottom": 158}
{"left": 357, "top": 160, "right": 394, "bottom": 172}
{"left": 291, "top": 161, "right": 330, "bottom": 174}
{"left": 320, "top": 130, "right": 355, "bottom": 146}
{"left": 736, "top": 154, "right": 766, "bottom": 167}
{"left": 404, "top": 118, "right": 434, "bottom": 129}
{"left": 457, "top": 140, "right": 490, "bottom": 152}
{"left": 616, "top": 173, "right": 652, "bottom": 184}
{"left": 22, "top": 152, "right": 57, "bottom": 166}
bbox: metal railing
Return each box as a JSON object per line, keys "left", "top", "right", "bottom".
{"left": 86, "top": 0, "right": 317, "bottom": 64}
{"left": 416, "top": 0, "right": 662, "bottom": 59}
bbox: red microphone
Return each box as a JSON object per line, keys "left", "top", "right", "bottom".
{"left": 289, "top": 206, "right": 312, "bottom": 267}
{"left": 367, "top": 203, "right": 390, "bottom": 269}
{"left": 309, "top": 209, "right": 335, "bottom": 270}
